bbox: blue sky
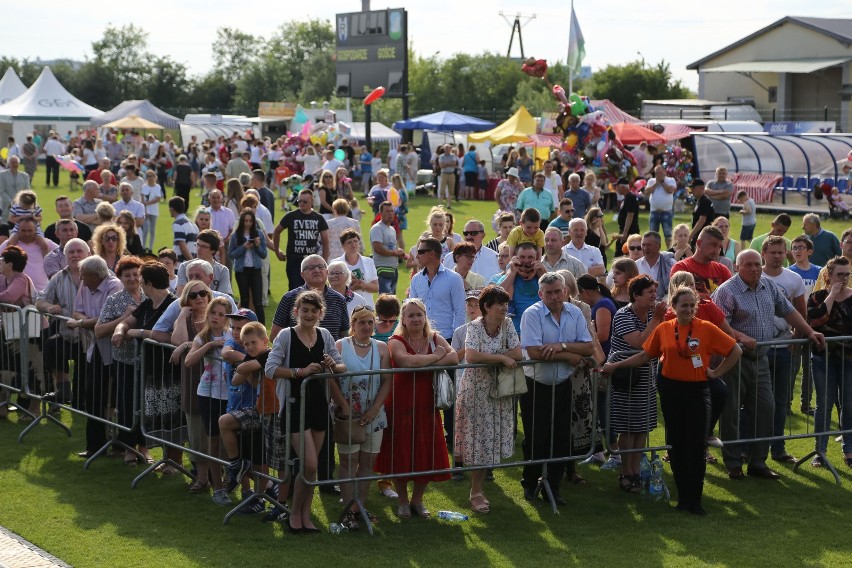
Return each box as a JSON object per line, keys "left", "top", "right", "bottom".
{"left": 1, "top": 1, "right": 849, "bottom": 92}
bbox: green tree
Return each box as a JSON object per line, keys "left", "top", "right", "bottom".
{"left": 146, "top": 56, "right": 190, "bottom": 110}
{"left": 88, "top": 24, "right": 152, "bottom": 106}
{"left": 188, "top": 73, "right": 237, "bottom": 113}
{"left": 235, "top": 19, "right": 334, "bottom": 111}
{"left": 211, "top": 27, "right": 259, "bottom": 82}
{"left": 588, "top": 59, "right": 691, "bottom": 113}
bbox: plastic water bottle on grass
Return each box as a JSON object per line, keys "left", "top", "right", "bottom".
{"left": 639, "top": 453, "right": 651, "bottom": 494}
{"left": 329, "top": 523, "right": 347, "bottom": 535}
{"left": 649, "top": 454, "right": 664, "bottom": 500}
{"left": 437, "top": 511, "right": 469, "bottom": 521}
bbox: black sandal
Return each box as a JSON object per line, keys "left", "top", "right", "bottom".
{"left": 619, "top": 474, "right": 639, "bottom": 493}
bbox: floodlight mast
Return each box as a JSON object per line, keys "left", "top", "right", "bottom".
{"left": 499, "top": 11, "right": 536, "bottom": 59}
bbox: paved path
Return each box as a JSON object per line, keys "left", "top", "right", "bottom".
{"left": 0, "top": 527, "right": 69, "bottom": 568}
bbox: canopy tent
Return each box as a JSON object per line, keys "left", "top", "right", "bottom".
{"left": 392, "top": 111, "right": 495, "bottom": 132}
{"left": 337, "top": 121, "right": 401, "bottom": 146}
{"left": 590, "top": 99, "right": 644, "bottom": 125}
{"left": 0, "top": 67, "right": 102, "bottom": 146}
{"left": 468, "top": 106, "right": 536, "bottom": 144}
{"left": 0, "top": 68, "right": 26, "bottom": 105}
{"left": 611, "top": 123, "right": 667, "bottom": 145}
{"left": 179, "top": 122, "right": 260, "bottom": 144}
{"left": 91, "top": 99, "right": 180, "bottom": 130}
{"left": 102, "top": 115, "right": 165, "bottom": 130}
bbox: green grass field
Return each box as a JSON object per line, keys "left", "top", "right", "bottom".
{"left": 1, "top": 170, "right": 851, "bottom": 567}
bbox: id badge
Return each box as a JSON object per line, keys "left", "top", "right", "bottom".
{"left": 692, "top": 355, "right": 703, "bottom": 369}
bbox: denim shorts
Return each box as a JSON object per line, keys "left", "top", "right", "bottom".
{"left": 649, "top": 210, "right": 673, "bottom": 238}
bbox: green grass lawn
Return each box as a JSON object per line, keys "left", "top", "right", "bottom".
{"left": 1, "top": 171, "right": 851, "bottom": 567}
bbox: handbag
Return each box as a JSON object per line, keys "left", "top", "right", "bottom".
{"left": 490, "top": 319, "right": 527, "bottom": 398}
{"left": 430, "top": 334, "right": 455, "bottom": 410}
{"left": 333, "top": 416, "right": 367, "bottom": 445}
{"left": 2, "top": 280, "right": 41, "bottom": 341}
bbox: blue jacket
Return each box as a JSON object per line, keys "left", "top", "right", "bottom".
{"left": 228, "top": 231, "right": 268, "bottom": 271}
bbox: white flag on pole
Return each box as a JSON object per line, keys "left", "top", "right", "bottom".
{"left": 567, "top": 5, "right": 586, "bottom": 74}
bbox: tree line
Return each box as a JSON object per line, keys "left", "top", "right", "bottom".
{"left": 1, "top": 21, "right": 691, "bottom": 124}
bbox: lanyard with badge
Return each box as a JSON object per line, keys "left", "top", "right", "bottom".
{"left": 675, "top": 320, "right": 702, "bottom": 368}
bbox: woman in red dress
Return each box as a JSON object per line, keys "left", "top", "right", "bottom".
{"left": 375, "top": 298, "right": 457, "bottom": 519}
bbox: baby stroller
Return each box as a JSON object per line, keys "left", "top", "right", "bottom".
{"left": 282, "top": 174, "right": 315, "bottom": 212}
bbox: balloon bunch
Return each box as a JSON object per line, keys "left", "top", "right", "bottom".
{"left": 521, "top": 58, "right": 639, "bottom": 183}
{"left": 549, "top": 85, "right": 638, "bottom": 183}
{"left": 662, "top": 144, "right": 693, "bottom": 186}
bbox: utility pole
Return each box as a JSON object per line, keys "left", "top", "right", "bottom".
{"left": 499, "top": 12, "right": 536, "bottom": 60}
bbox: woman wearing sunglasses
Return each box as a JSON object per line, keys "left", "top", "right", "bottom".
{"left": 169, "top": 281, "right": 213, "bottom": 493}
{"left": 603, "top": 286, "right": 741, "bottom": 515}
{"left": 92, "top": 222, "right": 127, "bottom": 274}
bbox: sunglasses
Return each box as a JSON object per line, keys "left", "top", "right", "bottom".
{"left": 187, "top": 289, "right": 209, "bottom": 300}
{"left": 416, "top": 249, "right": 432, "bottom": 255}
{"left": 629, "top": 246, "right": 642, "bottom": 251}
{"left": 104, "top": 235, "right": 119, "bottom": 242}
{"left": 462, "top": 230, "right": 483, "bottom": 236}
{"left": 352, "top": 305, "right": 375, "bottom": 314}
{"left": 563, "top": 209, "right": 574, "bottom": 213}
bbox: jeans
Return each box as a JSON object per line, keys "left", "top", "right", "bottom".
{"left": 377, "top": 267, "right": 398, "bottom": 295}
{"left": 649, "top": 210, "right": 673, "bottom": 239}
{"left": 520, "top": 377, "right": 571, "bottom": 493}
{"left": 812, "top": 353, "right": 852, "bottom": 454}
{"left": 142, "top": 215, "right": 157, "bottom": 250}
{"left": 720, "top": 354, "right": 773, "bottom": 470}
{"left": 768, "top": 347, "right": 794, "bottom": 456}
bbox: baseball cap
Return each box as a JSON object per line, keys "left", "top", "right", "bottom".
{"left": 226, "top": 308, "right": 258, "bottom": 322}
{"left": 465, "top": 290, "right": 481, "bottom": 301}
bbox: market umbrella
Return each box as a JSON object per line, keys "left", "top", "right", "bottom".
{"left": 610, "top": 122, "right": 667, "bottom": 145}
{"left": 101, "top": 115, "right": 165, "bottom": 130}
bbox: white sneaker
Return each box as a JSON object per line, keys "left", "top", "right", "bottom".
{"left": 580, "top": 452, "right": 606, "bottom": 466}
{"left": 212, "top": 489, "right": 232, "bottom": 506}
{"left": 600, "top": 457, "right": 622, "bottom": 471}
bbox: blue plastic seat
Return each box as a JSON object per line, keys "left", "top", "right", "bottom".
{"left": 794, "top": 177, "right": 807, "bottom": 191}
{"left": 823, "top": 177, "right": 835, "bottom": 188}
{"left": 782, "top": 175, "right": 794, "bottom": 189}
{"left": 838, "top": 178, "right": 849, "bottom": 193}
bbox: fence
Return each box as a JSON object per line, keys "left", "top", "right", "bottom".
{"left": 2, "top": 309, "right": 851, "bottom": 533}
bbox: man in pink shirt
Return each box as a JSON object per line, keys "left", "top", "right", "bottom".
{"left": 208, "top": 189, "right": 235, "bottom": 263}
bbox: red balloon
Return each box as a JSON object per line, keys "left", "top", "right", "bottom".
{"left": 521, "top": 58, "right": 548, "bottom": 79}
{"left": 364, "top": 86, "right": 386, "bottom": 105}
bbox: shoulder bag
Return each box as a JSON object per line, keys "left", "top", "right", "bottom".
{"left": 490, "top": 319, "right": 528, "bottom": 398}
{"left": 430, "top": 334, "right": 455, "bottom": 410}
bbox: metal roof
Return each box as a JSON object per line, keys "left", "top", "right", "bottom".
{"left": 688, "top": 16, "right": 852, "bottom": 70}
{"left": 702, "top": 57, "right": 852, "bottom": 74}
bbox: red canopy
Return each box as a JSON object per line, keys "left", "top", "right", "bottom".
{"left": 611, "top": 123, "right": 667, "bottom": 145}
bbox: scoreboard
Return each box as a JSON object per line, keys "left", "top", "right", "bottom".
{"left": 335, "top": 8, "right": 407, "bottom": 99}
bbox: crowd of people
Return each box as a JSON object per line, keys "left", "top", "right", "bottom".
{"left": 0, "top": 127, "right": 850, "bottom": 530}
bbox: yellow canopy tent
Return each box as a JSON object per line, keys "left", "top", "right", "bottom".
{"left": 468, "top": 106, "right": 536, "bottom": 144}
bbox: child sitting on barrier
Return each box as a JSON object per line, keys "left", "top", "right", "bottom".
{"left": 219, "top": 315, "right": 289, "bottom": 522}
{"left": 185, "top": 296, "right": 233, "bottom": 506}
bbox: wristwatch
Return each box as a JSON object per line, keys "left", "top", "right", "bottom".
{"left": 560, "top": 342, "right": 567, "bottom": 351}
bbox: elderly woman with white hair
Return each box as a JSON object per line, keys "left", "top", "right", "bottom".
{"left": 327, "top": 260, "right": 368, "bottom": 317}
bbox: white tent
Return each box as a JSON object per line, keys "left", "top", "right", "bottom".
{"left": 0, "top": 68, "right": 26, "bottom": 105}
{"left": 0, "top": 67, "right": 102, "bottom": 146}
{"left": 338, "top": 121, "right": 401, "bottom": 146}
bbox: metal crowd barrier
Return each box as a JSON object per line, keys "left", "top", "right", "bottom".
{"left": 3, "top": 310, "right": 851, "bottom": 531}
{"left": 137, "top": 338, "right": 292, "bottom": 525}
{"left": 0, "top": 303, "right": 42, "bottom": 432}
{"left": 293, "top": 356, "right": 601, "bottom": 532}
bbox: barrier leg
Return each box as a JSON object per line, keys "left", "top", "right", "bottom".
{"left": 794, "top": 451, "right": 841, "bottom": 485}
{"left": 131, "top": 455, "right": 194, "bottom": 489}
{"left": 536, "top": 463, "right": 559, "bottom": 515}
{"left": 223, "top": 472, "right": 287, "bottom": 526}
{"left": 17, "top": 398, "right": 72, "bottom": 443}
{"left": 84, "top": 434, "right": 141, "bottom": 470}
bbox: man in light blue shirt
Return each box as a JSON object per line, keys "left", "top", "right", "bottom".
{"left": 409, "top": 237, "right": 466, "bottom": 340}
{"left": 515, "top": 172, "right": 557, "bottom": 229}
{"left": 518, "top": 272, "right": 593, "bottom": 505}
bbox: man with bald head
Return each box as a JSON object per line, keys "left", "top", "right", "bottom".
{"left": 0, "top": 155, "right": 31, "bottom": 223}
{"left": 441, "top": 219, "right": 501, "bottom": 280}
{"left": 712, "top": 249, "right": 825, "bottom": 481}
